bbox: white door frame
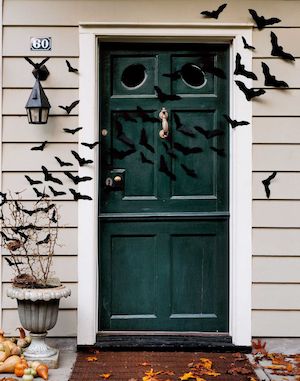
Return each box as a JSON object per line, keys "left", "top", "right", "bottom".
{"left": 77, "top": 22, "right": 253, "bottom": 346}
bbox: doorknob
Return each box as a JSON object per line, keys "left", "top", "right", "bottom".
{"left": 159, "top": 107, "right": 169, "bottom": 139}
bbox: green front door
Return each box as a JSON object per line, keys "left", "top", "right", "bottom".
{"left": 99, "top": 43, "right": 229, "bottom": 332}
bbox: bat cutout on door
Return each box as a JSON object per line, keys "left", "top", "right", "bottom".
{"left": 223, "top": 114, "right": 250, "bottom": 128}
{"left": 200, "top": 3, "right": 227, "bottom": 19}
{"left": 262, "top": 171, "right": 277, "bottom": 199}
{"left": 174, "top": 113, "right": 196, "bottom": 137}
{"left": 242, "top": 36, "right": 255, "bottom": 50}
{"left": 139, "top": 128, "right": 155, "bottom": 153}
{"left": 162, "top": 142, "right": 177, "bottom": 159}
{"left": 140, "top": 152, "right": 154, "bottom": 165}
{"left": 194, "top": 125, "right": 224, "bottom": 139}
{"left": 154, "top": 86, "right": 182, "bottom": 102}
{"left": 270, "top": 32, "right": 295, "bottom": 61}
{"left": 31, "top": 141, "right": 48, "bottom": 151}
{"left": 180, "top": 163, "right": 197, "bottom": 178}
{"left": 119, "top": 111, "right": 137, "bottom": 123}
{"left": 210, "top": 146, "right": 226, "bottom": 157}
{"left": 136, "top": 106, "right": 160, "bottom": 123}
{"left": 235, "top": 80, "right": 265, "bottom": 101}
{"left": 159, "top": 155, "right": 176, "bottom": 181}
{"left": 111, "top": 148, "right": 136, "bottom": 160}
{"left": 234, "top": 53, "right": 257, "bottom": 80}
{"left": 174, "top": 142, "right": 203, "bottom": 155}
{"left": 58, "top": 100, "right": 80, "bottom": 114}
{"left": 261, "top": 62, "right": 289, "bottom": 88}
{"left": 115, "top": 120, "right": 135, "bottom": 149}
{"left": 248, "top": 9, "right": 281, "bottom": 30}
{"left": 66, "top": 60, "right": 78, "bottom": 73}
{"left": 41, "top": 166, "right": 63, "bottom": 185}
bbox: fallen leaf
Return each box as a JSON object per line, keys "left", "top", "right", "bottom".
{"left": 128, "top": 379, "right": 137, "bottom": 381}
{"left": 100, "top": 374, "right": 112, "bottom": 379}
{"left": 161, "top": 370, "right": 175, "bottom": 376}
{"left": 249, "top": 378, "right": 258, "bottom": 381}
{"left": 86, "top": 356, "right": 98, "bottom": 362}
{"left": 180, "top": 372, "right": 196, "bottom": 380}
{"left": 219, "top": 356, "right": 225, "bottom": 359}
{"left": 252, "top": 339, "right": 267, "bottom": 355}
{"left": 228, "top": 367, "right": 252, "bottom": 375}
{"left": 265, "top": 365, "right": 287, "bottom": 370}
{"left": 199, "top": 358, "right": 213, "bottom": 370}
{"left": 144, "top": 369, "right": 162, "bottom": 377}
{"left": 140, "top": 362, "right": 152, "bottom": 367}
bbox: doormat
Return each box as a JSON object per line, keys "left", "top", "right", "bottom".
{"left": 69, "top": 351, "right": 258, "bottom": 381}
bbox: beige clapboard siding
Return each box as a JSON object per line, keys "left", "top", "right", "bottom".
{"left": 253, "top": 89, "right": 300, "bottom": 116}
{"left": 3, "top": 27, "right": 78, "bottom": 57}
{"left": 253, "top": 59, "right": 300, "bottom": 88}
{"left": 253, "top": 117, "right": 300, "bottom": 144}
{"left": 252, "top": 311, "right": 300, "bottom": 337}
{"left": 2, "top": 309, "right": 77, "bottom": 337}
{"left": 2, "top": 282, "right": 77, "bottom": 309}
{"left": 253, "top": 145, "right": 300, "bottom": 171}
{"left": 2, "top": 256, "right": 77, "bottom": 283}
{"left": 2, "top": 172, "right": 77, "bottom": 200}
{"left": 3, "top": 58, "right": 79, "bottom": 88}
{"left": 3, "top": 0, "right": 300, "bottom": 27}
{"left": 253, "top": 228, "right": 300, "bottom": 256}
{"left": 253, "top": 172, "right": 300, "bottom": 200}
{"left": 2, "top": 143, "right": 78, "bottom": 171}
{"left": 252, "top": 284, "right": 300, "bottom": 310}
{"left": 253, "top": 200, "right": 300, "bottom": 227}
{"left": 3, "top": 116, "right": 79, "bottom": 143}
{"left": 253, "top": 257, "right": 300, "bottom": 283}
{"left": 3, "top": 89, "right": 79, "bottom": 115}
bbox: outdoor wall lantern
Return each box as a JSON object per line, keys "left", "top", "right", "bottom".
{"left": 25, "top": 57, "right": 51, "bottom": 124}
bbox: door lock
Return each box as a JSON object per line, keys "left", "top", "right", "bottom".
{"left": 105, "top": 170, "right": 125, "bottom": 191}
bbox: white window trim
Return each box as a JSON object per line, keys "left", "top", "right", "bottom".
{"left": 78, "top": 22, "right": 252, "bottom": 346}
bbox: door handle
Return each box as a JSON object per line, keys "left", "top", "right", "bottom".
{"left": 159, "top": 107, "right": 169, "bottom": 139}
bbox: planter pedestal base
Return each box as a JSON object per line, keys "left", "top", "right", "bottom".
{"left": 24, "top": 333, "right": 59, "bottom": 368}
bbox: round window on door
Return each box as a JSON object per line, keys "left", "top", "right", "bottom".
{"left": 180, "top": 63, "right": 207, "bottom": 89}
{"left": 121, "top": 64, "right": 148, "bottom": 90}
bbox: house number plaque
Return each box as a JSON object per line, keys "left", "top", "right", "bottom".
{"left": 30, "top": 37, "right": 52, "bottom": 51}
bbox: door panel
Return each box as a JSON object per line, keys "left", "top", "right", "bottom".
{"left": 99, "top": 43, "right": 229, "bottom": 332}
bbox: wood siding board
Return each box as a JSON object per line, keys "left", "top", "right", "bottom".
{"left": 253, "top": 172, "right": 300, "bottom": 200}
{"left": 252, "top": 284, "right": 300, "bottom": 310}
{"left": 253, "top": 90, "right": 300, "bottom": 116}
{"left": 253, "top": 228, "right": 300, "bottom": 256}
{"left": 253, "top": 117, "right": 300, "bottom": 144}
{"left": 253, "top": 257, "right": 300, "bottom": 283}
{"left": 253, "top": 201, "right": 300, "bottom": 227}
{"left": 253, "top": 145, "right": 300, "bottom": 171}
{"left": 252, "top": 311, "right": 300, "bottom": 337}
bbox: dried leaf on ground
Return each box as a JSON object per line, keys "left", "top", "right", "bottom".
{"left": 86, "top": 356, "right": 98, "bottom": 362}
{"left": 252, "top": 339, "right": 267, "bottom": 355}
{"left": 140, "top": 362, "right": 152, "bottom": 367}
{"left": 227, "top": 366, "right": 252, "bottom": 375}
{"left": 100, "top": 373, "right": 112, "bottom": 379}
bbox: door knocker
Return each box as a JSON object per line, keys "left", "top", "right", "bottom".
{"left": 159, "top": 107, "right": 169, "bottom": 139}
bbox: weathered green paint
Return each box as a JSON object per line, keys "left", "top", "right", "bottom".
{"left": 99, "top": 43, "right": 229, "bottom": 332}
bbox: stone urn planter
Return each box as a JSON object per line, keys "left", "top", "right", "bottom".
{"left": 7, "top": 284, "right": 71, "bottom": 365}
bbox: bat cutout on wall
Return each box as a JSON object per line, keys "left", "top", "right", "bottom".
{"left": 242, "top": 36, "right": 255, "bottom": 50}
{"left": 11, "top": 229, "right": 28, "bottom": 243}
{"left": 174, "top": 142, "right": 203, "bottom": 156}
{"left": 261, "top": 62, "right": 289, "bottom": 88}
{"left": 64, "top": 171, "right": 92, "bottom": 184}
{"left": 55, "top": 156, "right": 73, "bottom": 167}
{"left": 200, "top": 3, "right": 227, "bottom": 19}
{"left": 111, "top": 148, "right": 136, "bottom": 160}
{"left": 33, "top": 187, "right": 49, "bottom": 198}
{"left": 5, "top": 257, "right": 23, "bottom": 267}
{"left": 0, "top": 231, "right": 10, "bottom": 242}
{"left": 181, "top": 163, "right": 197, "bottom": 178}
{"left": 248, "top": 9, "right": 281, "bottom": 30}
{"left": 66, "top": 60, "right": 78, "bottom": 73}
{"left": 270, "top": 32, "right": 295, "bottom": 61}
{"left": 41, "top": 166, "right": 63, "bottom": 185}
{"left": 115, "top": 120, "right": 135, "bottom": 149}
{"left": 71, "top": 151, "right": 93, "bottom": 166}
{"left": 159, "top": 155, "right": 176, "bottom": 181}
{"left": 194, "top": 125, "right": 224, "bottom": 139}
{"left": 223, "top": 114, "right": 250, "bottom": 128}
{"left": 174, "top": 113, "right": 196, "bottom": 137}
{"left": 69, "top": 189, "right": 92, "bottom": 201}
{"left": 24, "top": 57, "right": 50, "bottom": 70}
{"left": 234, "top": 53, "right": 257, "bottom": 80}
{"left": 0, "top": 192, "right": 7, "bottom": 207}
{"left": 20, "top": 203, "right": 54, "bottom": 217}
{"left": 119, "top": 111, "right": 137, "bottom": 123}
{"left": 140, "top": 152, "right": 154, "bottom": 165}
{"left": 262, "top": 171, "right": 277, "bottom": 199}
{"left": 36, "top": 233, "right": 50, "bottom": 245}
{"left": 154, "top": 86, "right": 182, "bottom": 102}
{"left": 50, "top": 210, "right": 58, "bottom": 223}
{"left": 136, "top": 106, "right": 160, "bottom": 123}
{"left": 235, "top": 80, "right": 265, "bottom": 101}
{"left": 31, "top": 141, "right": 48, "bottom": 151}
{"left": 14, "top": 224, "right": 43, "bottom": 231}
{"left": 49, "top": 186, "right": 66, "bottom": 197}
{"left": 58, "top": 100, "right": 80, "bottom": 114}
{"left": 81, "top": 142, "right": 99, "bottom": 149}
{"left": 25, "top": 175, "right": 43, "bottom": 185}
{"left": 139, "top": 128, "right": 155, "bottom": 153}
{"left": 63, "top": 127, "right": 83, "bottom": 135}
{"left": 162, "top": 142, "right": 177, "bottom": 159}
{"left": 210, "top": 146, "right": 226, "bottom": 156}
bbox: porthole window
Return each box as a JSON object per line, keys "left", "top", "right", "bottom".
{"left": 121, "top": 64, "right": 147, "bottom": 89}
{"left": 180, "top": 63, "right": 206, "bottom": 89}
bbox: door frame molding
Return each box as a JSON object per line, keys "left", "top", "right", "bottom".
{"left": 78, "top": 22, "right": 253, "bottom": 346}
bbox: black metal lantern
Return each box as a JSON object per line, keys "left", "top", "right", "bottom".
{"left": 25, "top": 78, "right": 51, "bottom": 124}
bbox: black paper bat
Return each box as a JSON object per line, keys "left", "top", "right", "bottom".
{"left": 262, "top": 171, "right": 277, "bottom": 199}
{"left": 139, "top": 128, "right": 155, "bottom": 153}
{"left": 234, "top": 53, "right": 257, "bottom": 80}
{"left": 33, "top": 187, "right": 49, "bottom": 198}
{"left": 159, "top": 155, "right": 176, "bottom": 181}
{"left": 223, "top": 114, "right": 250, "bottom": 128}
{"left": 119, "top": 111, "right": 137, "bottom": 123}
{"left": 15, "top": 224, "right": 43, "bottom": 231}
{"left": 115, "top": 120, "right": 135, "bottom": 149}
{"left": 111, "top": 148, "right": 136, "bottom": 160}
{"left": 210, "top": 146, "right": 226, "bottom": 156}
{"left": 81, "top": 142, "right": 99, "bottom": 149}
{"left": 55, "top": 156, "right": 73, "bottom": 167}
{"left": 154, "top": 86, "right": 182, "bottom": 102}
{"left": 20, "top": 203, "right": 55, "bottom": 217}
{"left": 270, "top": 32, "right": 295, "bottom": 61}
{"left": 37, "top": 233, "right": 50, "bottom": 245}
{"left": 162, "top": 142, "right": 177, "bottom": 159}
{"left": 25, "top": 175, "right": 42, "bottom": 185}
{"left": 66, "top": 59, "right": 78, "bottom": 73}
{"left": 71, "top": 150, "right": 93, "bottom": 166}
{"left": 181, "top": 163, "right": 197, "bottom": 178}
{"left": 0, "top": 211, "right": 4, "bottom": 221}
{"left": 31, "top": 141, "right": 48, "bottom": 151}
{"left": 5, "top": 257, "right": 23, "bottom": 267}
{"left": 0, "top": 231, "right": 10, "bottom": 242}
{"left": 249, "top": 9, "right": 281, "bottom": 30}
{"left": 49, "top": 186, "right": 66, "bottom": 197}
{"left": 0, "top": 192, "right": 7, "bottom": 207}
{"left": 242, "top": 36, "right": 255, "bottom": 50}
{"left": 63, "top": 127, "right": 83, "bottom": 134}
{"left": 162, "top": 70, "right": 181, "bottom": 80}
{"left": 11, "top": 228, "right": 28, "bottom": 243}
{"left": 194, "top": 125, "right": 224, "bottom": 139}
{"left": 41, "top": 166, "right": 63, "bottom": 185}
{"left": 64, "top": 171, "right": 93, "bottom": 184}
{"left": 235, "top": 80, "right": 265, "bottom": 101}
{"left": 140, "top": 152, "right": 154, "bottom": 165}
{"left": 50, "top": 210, "right": 58, "bottom": 223}
{"left": 261, "top": 62, "right": 289, "bottom": 88}
{"left": 59, "top": 100, "right": 80, "bottom": 114}
{"left": 174, "top": 113, "right": 196, "bottom": 137}
{"left": 69, "top": 188, "right": 92, "bottom": 201}
{"left": 201, "top": 3, "right": 227, "bottom": 19}
{"left": 24, "top": 57, "right": 50, "bottom": 70}
{"left": 174, "top": 142, "right": 203, "bottom": 156}
{"left": 201, "top": 62, "right": 227, "bottom": 79}
{"left": 136, "top": 106, "right": 160, "bottom": 123}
